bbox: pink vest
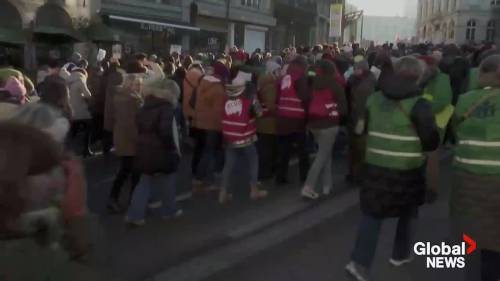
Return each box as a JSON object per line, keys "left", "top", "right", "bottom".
{"left": 222, "top": 96, "right": 256, "bottom": 145}
{"left": 277, "top": 74, "right": 305, "bottom": 119}
{"left": 308, "top": 88, "right": 339, "bottom": 122}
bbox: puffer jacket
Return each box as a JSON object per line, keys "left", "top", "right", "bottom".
{"left": 256, "top": 73, "right": 278, "bottom": 134}
{"left": 360, "top": 73, "right": 440, "bottom": 218}
{"left": 135, "top": 95, "right": 180, "bottom": 175}
{"left": 192, "top": 75, "right": 225, "bottom": 131}
{"left": 67, "top": 71, "right": 92, "bottom": 120}
{"left": 112, "top": 86, "right": 143, "bottom": 156}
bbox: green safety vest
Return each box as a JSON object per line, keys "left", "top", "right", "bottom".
{"left": 454, "top": 87, "right": 500, "bottom": 175}
{"left": 365, "top": 92, "right": 425, "bottom": 170}
{"left": 467, "top": 67, "right": 480, "bottom": 92}
{"left": 422, "top": 72, "right": 454, "bottom": 140}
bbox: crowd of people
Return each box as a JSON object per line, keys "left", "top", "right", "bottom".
{"left": 0, "top": 40, "right": 499, "bottom": 280}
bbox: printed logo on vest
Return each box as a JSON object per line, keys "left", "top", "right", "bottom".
{"left": 414, "top": 234, "right": 476, "bottom": 269}
{"left": 281, "top": 75, "right": 292, "bottom": 90}
{"left": 225, "top": 99, "right": 243, "bottom": 116}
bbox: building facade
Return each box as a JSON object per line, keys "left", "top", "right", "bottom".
{"left": 271, "top": 0, "right": 333, "bottom": 51}
{"left": 1, "top": 0, "right": 94, "bottom": 68}
{"left": 417, "top": 0, "right": 497, "bottom": 44}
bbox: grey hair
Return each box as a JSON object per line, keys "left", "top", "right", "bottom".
{"left": 479, "top": 54, "right": 500, "bottom": 74}
{"left": 393, "top": 56, "right": 425, "bottom": 80}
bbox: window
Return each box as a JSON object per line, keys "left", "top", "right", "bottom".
{"left": 487, "top": 20, "right": 496, "bottom": 42}
{"left": 449, "top": 21, "right": 455, "bottom": 39}
{"left": 491, "top": 0, "right": 500, "bottom": 6}
{"left": 449, "top": 0, "right": 455, "bottom": 11}
{"left": 241, "top": 0, "right": 261, "bottom": 8}
{"left": 442, "top": 23, "right": 447, "bottom": 40}
{"left": 466, "top": 19, "right": 476, "bottom": 41}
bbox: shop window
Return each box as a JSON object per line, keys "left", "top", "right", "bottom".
{"left": 241, "top": 0, "right": 260, "bottom": 9}
{"left": 487, "top": 20, "right": 496, "bottom": 41}
{"left": 466, "top": 19, "right": 476, "bottom": 41}
{"left": 449, "top": 21, "right": 455, "bottom": 39}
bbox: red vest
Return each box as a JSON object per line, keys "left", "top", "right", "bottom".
{"left": 222, "top": 96, "right": 256, "bottom": 145}
{"left": 277, "top": 74, "right": 305, "bottom": 119}
{"left": 308, "top": 88, "right": 339, "bottom": 122}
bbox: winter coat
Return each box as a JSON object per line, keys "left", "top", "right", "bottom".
{"left": 38, "top": 74, "right": 73, "bottom": 120}
{"left": 360, "top": 73, "right": 440, "bottom": 218}
{"left": 347, "top": 70, "right": 376, "bottom": 129}
{"left": 135, "top": 95, "right": 180, "bottom": 175}
{"left": 87, "top": 69, "right": 106, "bottom": 116}
{"left": 256, "top": 73, "right": 278, "bottom": 134}
{"left": 112, "top": 87, "right": 143, "bottom": 156}
{"left": 192, "top": 75, "right": 225, "bottom": 131}
{"left": 450, "top": 70, "right": 500, "bottom": 252}
{"left": 67, "top": 71, "right": 92, "bottom": 120}
{"left": 183, "top": 68, "right": 204, "bottom": 121}
{"left": 420, "top": 66, "right": 453, "bottom": 115}
{"left": 450, "top": 170, "right": 500, "bottom": 252}
{"left": 103, "top": 69, "right": 124, "bottom": 132}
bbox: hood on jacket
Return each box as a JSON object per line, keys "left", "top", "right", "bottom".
{"left": 314, "top": 59, "right": 337, "bottom": 90}
{"left": 478, "top": 54, "right": 500, "bottom": 88}
{"left": 380, "top": 73, "right": 422, "bottom": 101}
{"left": 143, "top": 78, "right": 180, "bottom": 107}
{"left": 68, "top": 70, "right": 87, "bottom": 84}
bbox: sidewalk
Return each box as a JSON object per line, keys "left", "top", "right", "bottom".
{"left": 82, "top": 149, "right": 352, "bottom": 281}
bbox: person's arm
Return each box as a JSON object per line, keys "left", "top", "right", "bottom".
{"left": 158, "top": 105, "right": 175, "bottom": 147}
{"left": 330, "top": 80, "right": 348, "bottom": 118}
{"left": 410, "top": 99, "right": 440, "bottom": 152}
{"left": 80, "top": 79, "right": 92, "bottom": 99}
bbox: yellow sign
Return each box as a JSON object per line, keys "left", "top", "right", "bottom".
{"left": 329, "top": 4, "right": 343, "bottom": 38}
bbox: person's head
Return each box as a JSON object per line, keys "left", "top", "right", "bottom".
{"left": 183, "top": 55, "right": 194, "bottom": 70}
{"left": 164, "top": 62, "right": 176, "bottom": 77}
{"left": 315, "top": 59, "right": 337, "bottom": 77}
{"left": 0, "top": 76, "right": 27, "bottom": 105}
{"left": 478, "top": 54, "right": 500, "bottom": 88}
{"left": 212, "top": 61, "right": 230, "bottom": 83}
{"left": 288, "top": 55, "right": 308, "bottom": 75}
{"left": 70, "top": 52, "right": 82, "bottom": 64}
{"left": 77, "top": 59, "right": 88, "bottom": 70}
{"left": 393, "top": 56, "right": 425, "bottom": 83}
{"left": 265, "top": 60, "right": 282, "bottom": 78}
{"left": 353, "top": 55, "right": 369, "bottom": 75}
{"left": 135, "top": 53, "right": 148, "bottom": 64}
{"left": 39, "top": 78, "right": 70, "bottom": 116}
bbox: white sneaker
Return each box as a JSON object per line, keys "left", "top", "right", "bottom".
{"left": 389, "top": 257, "right": 414, "bottom": 267}
{"left": 163, "top": 209, "right": 183, "bottom": 220}
{"left": 148, "top": 201, "right": 163, "bottom": 209}
{"left": 301, "top": 187, "right": 320, "bottom": 200}
{"left": 323, "top": 186, "right": 332, "bottom": 196}
{"left": 345, "top": 261, "right": 370, "bottom": 281}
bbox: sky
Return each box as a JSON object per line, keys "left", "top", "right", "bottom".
{"left": 347, "top": 0, "right": 418, "bottom": 18}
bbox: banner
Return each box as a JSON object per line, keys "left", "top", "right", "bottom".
{"left": 329, "top": 4, "right": 343, "bottom": 38}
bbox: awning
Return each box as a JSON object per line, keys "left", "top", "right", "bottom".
{"left": 108, "top": 15, "right": 201, "bottom": 32}
{"left": 33, "top": 3, "right": 84, "bottom": 43}
{"left": 0, "top": 0, "right": 24, "bottom": 46}
{"left": 85, "top": 22, "right": 120, "bottom": 43}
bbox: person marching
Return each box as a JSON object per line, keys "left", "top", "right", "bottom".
{"left": 275, "top": 56, "right": 310, "bottom": 185}
{"left": 451, "top": 54, "right": 500, "bottom": 281}
{"left": 345, "top": 56, "right": 440, "bottom": 281}
{"left": 219, "top": 72, "right": 268, "bottom": 204}
{"left": 301, "top": 59, "right": 347, "bottom": 199}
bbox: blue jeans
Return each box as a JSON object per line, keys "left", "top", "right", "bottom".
{"left": 126, "top": 173, "right": 178, "bottom": 221}
{"left": 351, "top": 210, "right": 417, "bottom": 269}
{"left": 222, "top": 144, "right": 258, "bottom": 194}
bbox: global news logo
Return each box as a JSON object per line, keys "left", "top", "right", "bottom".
{"left": 413, "top": 234, "right": 477, "bottom": 269}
